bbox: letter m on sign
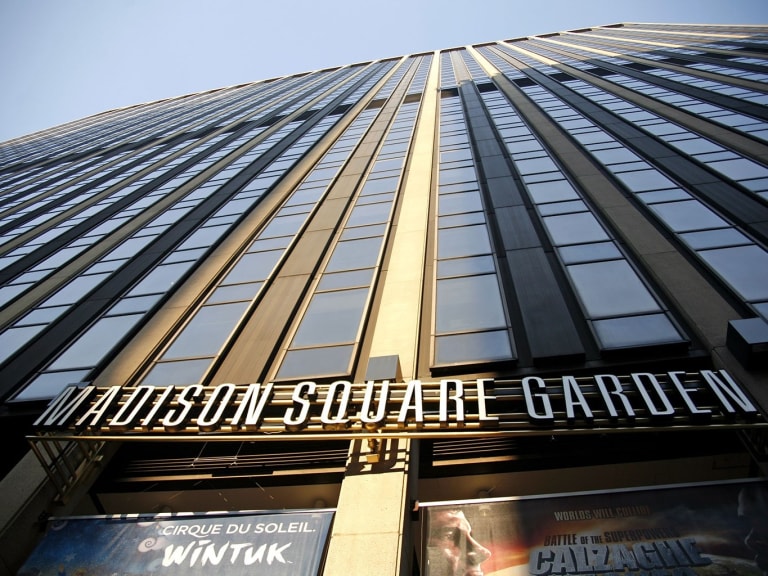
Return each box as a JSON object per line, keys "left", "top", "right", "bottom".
{"left": 33, "top": 385, "right": 96, "bottom": 429}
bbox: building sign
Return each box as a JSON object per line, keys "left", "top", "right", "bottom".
{"left": 422, "top": 479, "right": 768, "bottom": 576}
{"left": 18, "top": 510, "right": 333, "bottom": 576}
{"left": 31, "top": 369, "right": 764, "bottom": 440}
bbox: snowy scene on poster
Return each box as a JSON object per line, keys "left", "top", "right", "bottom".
{"left": 19, "top": 510, "right": 333, "bottom": 576}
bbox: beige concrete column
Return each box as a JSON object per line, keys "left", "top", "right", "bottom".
{"left": 322, "top": 52, "right": 439, "bottom": 576}
{"left": 321, "top": 439, "right": 416, "bottom": 575}
{"left": 365, "top": 51, "right": 439, "bottom": 380}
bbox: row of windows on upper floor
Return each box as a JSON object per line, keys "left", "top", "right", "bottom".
{"left": 471, "top": 44, "right": 768, "bottom": 316}
{"left": 559, "top": 36, "right": 768, "bottom": 101}
{"left": 581, "top": 25, "right": 768, "bottom": 47}
{"left": 2, "top": 73, "right": 306, "bottom": 210}
{"left": 0, "top": 66, "right": 348, "bottom": 199}
{"left": 455, "top": 40, "right": 768, "bottom": 339}
{"left": 3, "top": 75, "right": 690, "bottom": 402}
{"left": 0, "top": 59, "right": 408, "bottom": 402}
{"left": 510, "top": 40, "right": 768, "bottom": 151}
{"left": 0, "top": 64, "right": 382, "bottom": 294}
{"left": 556, "top": 30, "right": 768, "bottom": 78}
{"left": 1, "top": 58, "right": 398, "bottom": 291}
{"left": 0, "top": 72, "right": 315, "bottom": 169}
{"left": 433, "top": 95, "right": 514, "bottom": 365}
{"left": 0, "top": 89, "right": 218, "bottom": 168}
{"left": 496, "top": 39, "right": 768, "bottom": 116}
{"left": 6, "top": 111, "right": 352, "bottom": 402}
{"left": 0, "top": 58, "right": 401, "bottom": 302}
{"left": 515, "top": 29, "right": 768, "bottom": 64}
{"left": 0, "top": 62, "right": 359, "bottom": 176}
{"left": 138, "top": 59, "right": 428, "bottom": 386}
{"left": 454, "top": 43, "right": 768, "bottom": 325}
{"left": 5, "top": 51, "right": 768, "bottom": 402}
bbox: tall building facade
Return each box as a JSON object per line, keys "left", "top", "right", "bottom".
{"left": 1, "top": 22, "right": 768, "bottom": 576}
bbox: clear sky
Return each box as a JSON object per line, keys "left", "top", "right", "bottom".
{"left": 1, "top": 0, "right": 767, "bottom": 143}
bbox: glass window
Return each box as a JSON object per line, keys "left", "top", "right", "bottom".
{"left": 0, "top": 326, "right": 45, "bottom": 364}
{"left": 207, "top": 282, "right": 263, "bottom": 304}
{"left": 32, "top": 247, "right": 91, "bottom": 270}
{"left": 175, "top": 225, "right": 231, "bottom": 251}
{"left": 259, "top": 214, "right": 307, "bottom": 238}
{"left": 593, "top": 314, "right": 683, "bottom": 349}
{"left": 340, "top": 223, "right": 387, "bottom": 240}
{"left": 163, "top": 247, "right": 208, "bottom": 264}
{"left": 567, "top": 260, "right": 660, "bottom": 319}
{"left": 558, "top": 242, "right": 622, "bottom": 265}
{"left": 438, "top": 225, "right": 492, "bottom": 259}
{"left": 526, "top": 180, "right": 580, "bottom": 204}
{"left": 141, "top": 359, "right": 212, "bottom": 387}
{"left": 128, "top": 261, "right": 194, "bottom": 296}
{"left": 11, "top": 371, "right": 90, "bottom": 402}
{"left": 304, "top": 166, "right": 340, "bottom": 182}
{"left": 248, "top": 236, "right": 292, "bottom": 252}
{"left": 516, "top": 156, "right": 559, "bottom": 175}
{"left": 357, "top": 191, "right": 395, "bottom": 206}
{"left": 440, "top": 149, "right": 473, "bottom": 162}
{"left": 591, "top": 148, "right": 642, "bottom": 165}
{"left": 505, "top": 139, "right": 543, "bottom": 153}
{"left": 276, "top": 345, "right": 354, "bottom": 380}
{"left": 285, "top": 187, "right": 325, "bottom": 207}
{"left": 41, "top": 273, "right": 111, "bottom": 307}
{"left": 523, "top": 171, "right": 562, "bottom": 185}
{"left": 223, "top": 250, "right": 282, "bottom": 285}
{"left": 440, "top": 134, "right": 469, "bottom": 147}
{"left": 538, "top": 200, "right": 586, "bottom": 216}
{"left": 108, "top": 294, "right": 161, "bottom": 315}
{"left": 326, "top": 237, "right": 383, "bottom": 272}
{"left": 104, "top": 236, "right": 155, "bottom": 261}
{"left": 439, "top": 191, "right": 484, "bottom": 216}
{"left": 372, "top": 158, "right": 403, "bottom": 172}
{"left": 164, "top": 302, "right": 249, "bottom": 359}
{"left": 435, "top": 330, "right": 514, "bottom": 364}
{"left": 436, "top": 275, "right": 506, "bottom": 332}
{"left": 437, "top": 255, "right": 496, "bottom": 278}
{"left": 649, "top": 200, "right": 728, "bottom": 232}
{"left": 572, "top": 131, "right": 612, "bottom": 145}
{"left": 439, "top": 181, "right": 481, "bottom": 194}
{"left": 680, "top": 229, "right": 751, "bottom": 250}
{"left": 214, "top": 198, "right": 257, "bottom": 218}
{"left": 635, "top": 189, "right": 691, "bottom": 204}
{"left": 318, "top": 269, "right": 375, "bottom": 291}
{"left": 708, "top": 158, "right": 768, "bottom": 181}
{"left": 440, "top": 167, "right": 478, "bottom": 185}
{"left": 361, "top": 177, "right": 399, "bottom": 195}
{"left": 438, "top": 212, "right": 486, "bottom": 228}
{"left": 346, "top": 202, "right": 392, "bottom": 227}
{"left": 292, "top": 288, "right": 368, "bottom": 347}
{"left": 0, "top": 284, "right": 32, "bottom": 308}
{"left": 616, "top": 170, "right": 676, "bottom": 192}
{"left": 49, "top": 313, "right": 144, "bottom": 370}
{"left": 699, "top": 245, "right": 768, "bottom": 301}
{"left": 15, "top": 306, "right": 69, "bottom": 326}
{"left": 542, "top": 212, "right": 609, "bottom": 246}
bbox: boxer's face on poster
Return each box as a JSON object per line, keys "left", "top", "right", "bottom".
{"left": 428, "top": 509, "right": 491, "bottom": 576}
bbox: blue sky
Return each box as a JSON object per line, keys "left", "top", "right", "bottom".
{"left": 1, "top": 0, "right": 767, "bottom": 143}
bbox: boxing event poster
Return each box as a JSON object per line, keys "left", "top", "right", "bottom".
{"left": 424, "top": 479, "right": 768, "bottom": 576}
{"left": 19, "top": 510, "right": 333, "bottom": 576}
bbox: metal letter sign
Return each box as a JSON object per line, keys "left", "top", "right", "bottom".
{"left": 30, "top": 370, "right": 765, "bottom": 442}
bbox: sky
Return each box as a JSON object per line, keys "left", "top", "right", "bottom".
{"left": 1, "top": 0, "right": 767, "bottom": 144}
